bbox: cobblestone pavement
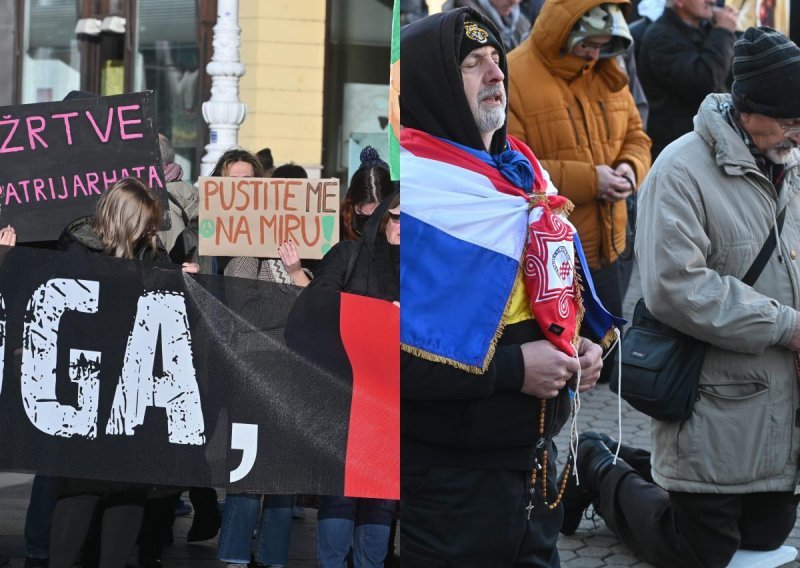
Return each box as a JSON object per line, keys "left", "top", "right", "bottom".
{"left": 553, "top": 385, "right": 800, "bottom": 568}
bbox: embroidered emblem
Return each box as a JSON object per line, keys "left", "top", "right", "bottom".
{"left": 464, "top": 21, "right": 489, "bottom": 43}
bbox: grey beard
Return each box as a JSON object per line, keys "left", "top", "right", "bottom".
{"left": 476, "top": 105, "right": 505, "bottom": 138}
{"left": 765, "top": 145, "right": 800, "bottom": 165}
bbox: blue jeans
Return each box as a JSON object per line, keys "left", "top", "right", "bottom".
{"left": 24, "top": 475, "right": 57, "bottom": 558}
{"left": 217, "top": 493, "right": 294, "bottom": 566}
{"left": 317, "top": 497, "right": 394, "bottom": 568}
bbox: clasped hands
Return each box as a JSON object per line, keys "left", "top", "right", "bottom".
{"left": 519, "top": 337, "right": 603, "bottom": 399}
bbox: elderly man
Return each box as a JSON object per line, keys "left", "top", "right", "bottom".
{"left": 568, "top": 27, "right": 800, "bottom": 568}
{"left": 508, "top": 0, "right": 651, "bottom": 346}
{"left": 638, "top": 0, "right": 738, "bottom": 158}
{"left": 400, "top": 8, "right": 605, "bottom": 566}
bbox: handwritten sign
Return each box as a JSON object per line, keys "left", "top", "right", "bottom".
{"left": 0, "top": 91, "right": 168, "bottom": 242}
{"left": 198, "top": 177, "right": 340, "bottom": 259}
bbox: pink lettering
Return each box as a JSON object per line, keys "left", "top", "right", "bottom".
{"left": 85, "top": 107, "right": 114, "bottom": 143}
{"left": 120, "top": 168, "right": 130, "bottom": 179}
{"left": 117, "top": 105, "right": 143, "bottom": 140}
{"left": 52, "top": 112, "right": 78, "bottom": 145}
{"left": 48, "top": 178, "right": 56, "bottom": 199}
{"left": 0, "top": 116, "right": 24, "bottom": 154}
{"left": 58, "top": 176, "right": 68, "bottom": 199}
{"left": 148, "top": 165, "right": 164, "bottom": 189}
{"left": 4, "top": 183, "right": 21, "bottom": 205}
{"left": 73, "top": 175, "right": 87, "bottom": 197}
{"left": 86, "top": 172, "right": 101, "bottom": 195}
{"left": 102, "top": 170, "right": 118, "bottom": 188}
{"left": 33, "top": 179, "right": 47, "bottom": 202}
{"left": 26, "top": 116, "right": 48, "bottom": 150}
{"left": 18, "top": 179, "right": 30, "bottom": 202}
{"left": 132, "top": 166, "right": 145, "bottom": 178}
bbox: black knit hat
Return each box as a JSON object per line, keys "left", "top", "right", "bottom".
{"left": 732, "top": 26, "right": 800, "bottom": 118}
{"left": 459, "top": 19, "right": 503, "bottom": 64}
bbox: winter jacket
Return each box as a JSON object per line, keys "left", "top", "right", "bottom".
{"left": 637, "top": 8, "right": 734, "bottom": 159}
{"left": 637, "top": 93, "right": 800, "bottom": 493}
{"left": 507, "top": 0, "right": 651, "bottom": 270}
{"left": 309, "top": 197, "right": 399, "bottom": 303}
{"left": 58, "top": 216, "right": 170, "bottom": 263}
{"left": 160, "top": 180, "right": 198, "bottom": 254}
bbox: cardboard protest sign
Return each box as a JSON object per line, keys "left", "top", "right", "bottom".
{"left": 198, "top": 176, "right": 340, "bottom": 259}
{"left": 0, "top": 91, "right": 168, "bottom": 242}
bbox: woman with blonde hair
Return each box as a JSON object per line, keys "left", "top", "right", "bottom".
{"left": 49, "top": 177, "right": 196, "bottom": 568}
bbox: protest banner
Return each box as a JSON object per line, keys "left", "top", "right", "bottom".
{"left": 0, "top": 92, "right": 168, "bottom": 242}
{"left": 198, "top": 176, "right": 340, "bottom": 259}
{"left": 0, "top": 244, "right": 398, "bottom": 498}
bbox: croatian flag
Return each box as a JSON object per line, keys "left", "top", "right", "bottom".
{"left": 400, "top": 129, "right": 623, "bottom": 372}
{"left": 401, "top": 132, "right": 544, "bottom": 372}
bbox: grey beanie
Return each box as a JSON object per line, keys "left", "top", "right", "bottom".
{"left": 732, "top": 26, "right": 800, "bottom": 118}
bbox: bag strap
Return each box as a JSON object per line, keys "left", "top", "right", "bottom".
{"left": 742, "top": 206, "right": 787, "bottom": 286}
{"left": 167, "top": 192, "right": 191, "bottom": 227}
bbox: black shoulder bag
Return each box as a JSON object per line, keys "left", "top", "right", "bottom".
{"left": 611, "top": 207, "right": 787, "bottom": 422}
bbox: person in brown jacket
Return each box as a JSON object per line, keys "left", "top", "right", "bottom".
{"left": 508, "top": 0, "right": 651, "bottom": 329}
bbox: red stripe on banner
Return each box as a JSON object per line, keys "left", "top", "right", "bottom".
{"left": 340, "top": 292, "right": 400, "bottom": 499}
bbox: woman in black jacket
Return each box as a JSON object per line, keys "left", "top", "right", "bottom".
{"left": 49, "top": 177, "right": 197, "bottom": 568}
{"left": 309, "top": 192, "right": 399, "bottom": 568}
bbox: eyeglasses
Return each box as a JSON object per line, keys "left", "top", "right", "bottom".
{"left": 777, "top": 118, "right": 800, "bottom": 136}
{"left": 579, "top": 40, "right": 610, "bottom": 51}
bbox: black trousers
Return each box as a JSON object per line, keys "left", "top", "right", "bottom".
{"left": 596, "top": 448, "right": 799, "bottom": 568}
{"left": 401, "top": 459, "right": 562, "bottom": 567}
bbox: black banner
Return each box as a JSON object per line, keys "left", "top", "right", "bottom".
{"left": 0, "top": 92, "right": 169, "bottom": 242}
{"left": 0, "top": 245, "right": 399, "bottom": 498}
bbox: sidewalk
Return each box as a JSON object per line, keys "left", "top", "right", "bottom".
{"left": 1, "top": 385, "right": 799, "bottom": 566}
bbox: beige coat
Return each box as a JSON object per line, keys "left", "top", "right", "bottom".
{"left": 508, "top": 0, "right": 651, "bottom": 269}
{"left": 637, "top": 93, "right": 800, "bottom": 493}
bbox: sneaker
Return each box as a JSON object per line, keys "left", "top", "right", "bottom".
{"left": 175, "top": 497, "right": 193, "bottom": 517}
{"left": 292, "top": 504, "right": 305, "bottom": 519}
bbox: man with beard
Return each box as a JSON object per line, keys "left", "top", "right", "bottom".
{"left": 566, "top": 27, "right": 800, "bottom": 568}
{"left": 507, "top": 0, "right": 651, "bottom": 367}
{"left": 401, "top": 8, "right": 606, "bottom": 566}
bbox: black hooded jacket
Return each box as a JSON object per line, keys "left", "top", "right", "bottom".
{"left": 310, "top": 193, "right": 399, "bottom": 302}
{"left": 401, "top": 8, "right": 570, "bottom": 471}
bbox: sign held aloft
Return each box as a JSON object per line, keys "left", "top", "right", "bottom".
{"left": 199, "top": 176, "right": 340, "bottom": 259}
{"left": 0, "top": 91, "right": 167, "bottom": 242}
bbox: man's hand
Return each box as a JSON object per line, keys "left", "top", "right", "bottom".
{"left": 596, "top": 165, "right": 634, "bottom": 203}
{"left": 519, "top": 341, "right": 580, "bottom": 398}
{"left": 712, "top": 6, "right": 738, "bottom": 32}
{"left": 614, "top": 162, "right": 636, "bottom": 189}
{"left": 568, "top": 337, "right": 603, "bottom": 393}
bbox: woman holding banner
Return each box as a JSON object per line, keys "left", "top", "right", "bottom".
{"left": 48, "top": 177, "right": 197, "bottom": 568}
{"left": 309, "top": 191, "right": 400, "bottom": 568}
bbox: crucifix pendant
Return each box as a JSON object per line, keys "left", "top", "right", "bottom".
{"left": 526, "top": 485, "right": 536, "bottom": 519}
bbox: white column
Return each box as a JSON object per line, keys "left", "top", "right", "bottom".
{"left": 200, "top": 0, "right": 247, "bottom": 176}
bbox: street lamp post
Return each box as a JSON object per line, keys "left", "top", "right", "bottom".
{"left": 200, "top": 0, "right": 246, "bottom": 176}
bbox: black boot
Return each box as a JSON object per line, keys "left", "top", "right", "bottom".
{"left": 560, "top": 432, "right": 619, "bottom": 535}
